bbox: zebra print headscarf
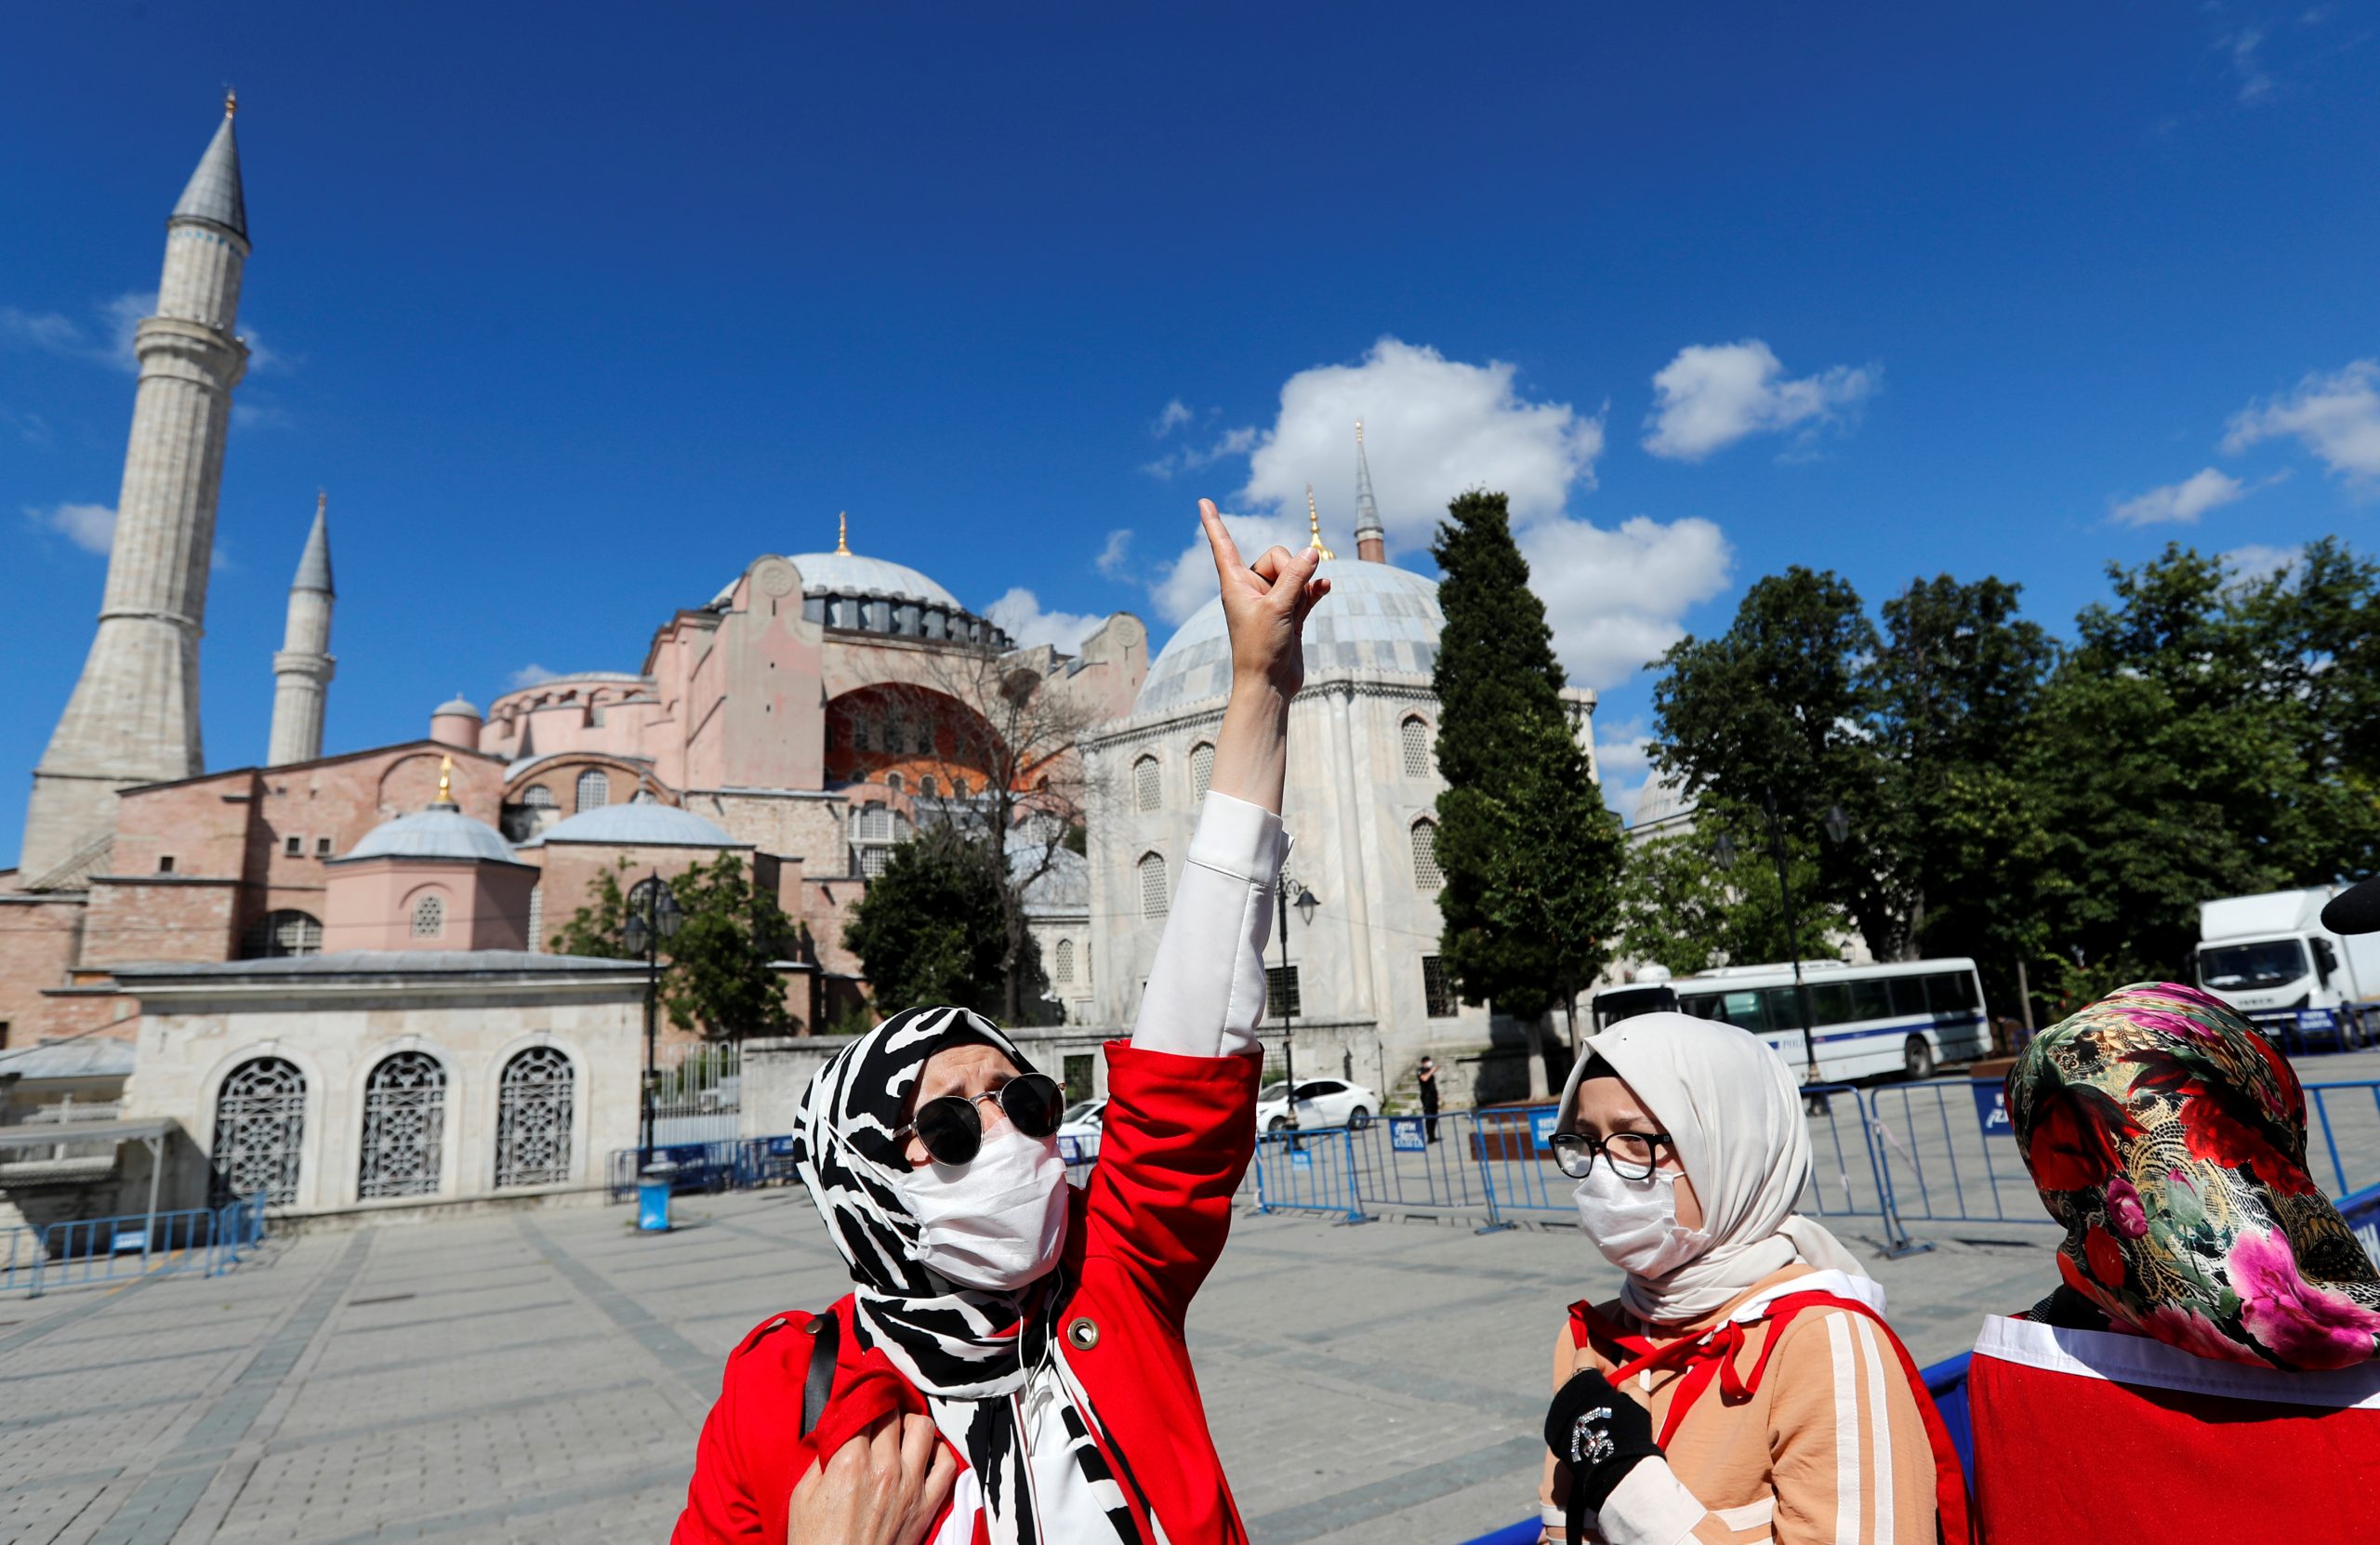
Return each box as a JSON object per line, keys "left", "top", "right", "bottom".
{"left": 793, "top": 1005, "right": 1134, "bottom": 1544}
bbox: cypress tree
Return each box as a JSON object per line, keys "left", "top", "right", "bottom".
{"left": 1431, "top": 490, "right": 1627, "bottom": 1095}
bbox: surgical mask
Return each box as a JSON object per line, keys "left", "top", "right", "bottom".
{"left": 1573, "top": 1160, "right": 1710, "bottom": 1279}
{"left": 900, "top": 1121, "right": 1070, "bottom": 1291}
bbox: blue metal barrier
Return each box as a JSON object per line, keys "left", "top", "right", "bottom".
{"left": 2303, "top": 1081, "right": 2380, "bottom": 1197}
{"left": 1249, "top": 1127, "right": 1368, "bottom": 1223}
{"left": 4, "top": 1190, "right": 268, "bottom": 1298}
{"left": 606, "top": 1138, "right": 802, "bottom": 1203}
{"left": 1861, "top": 1078, "right": 2044, "bottom": 1233}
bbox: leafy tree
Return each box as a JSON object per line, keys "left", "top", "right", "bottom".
{"left": 844, "top": 825, "right": 1037, "bottom": 1019}
{"left": 1618, "top": 807, "right": 1844, "bottom": 975}
{"left": 1431, "top": 490, "right": 1628, "bottom": 1092}
{"left": 552, "top": 852, "right": 798, "bottom": 1037}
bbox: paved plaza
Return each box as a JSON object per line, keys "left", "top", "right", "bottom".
{"left": 7, "top": 1049, "right": 2377, "bottom": 1545}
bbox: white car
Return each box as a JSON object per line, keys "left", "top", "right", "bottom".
{"left": 1056, "top": 1098, "right": 1107, "bottom": 1164}
{"left": 1255, "top": 1078, "right": 1378, "bottom": 1132}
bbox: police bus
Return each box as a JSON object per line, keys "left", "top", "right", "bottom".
{"left": 1589, "top": 957, "right": 1992, "bottom": 1082}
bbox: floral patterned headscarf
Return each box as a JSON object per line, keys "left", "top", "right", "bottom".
{"left": 2008, "top": 981, "right": 2380, "bottom": 1370}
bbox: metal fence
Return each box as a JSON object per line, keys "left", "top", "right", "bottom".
{"left": 649, "top": 1042, "right": 742, "bottom": 1146}
{"left": 605, "top": 1138, "right": 801, "bottom": 1202}
{"left": 1, "top": 1190, "right": 269, "bottom": 1298}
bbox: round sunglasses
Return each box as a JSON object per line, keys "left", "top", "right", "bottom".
{"left": 900, "top": 1073, "right": 1064, "bottom": 1166}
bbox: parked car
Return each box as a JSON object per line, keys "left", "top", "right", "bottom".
{"left": 1255, "top": 1078, "right": 1377, "bottom": 1131}
{"left": 1056, "top": 1098, "right": 1107, "bottom": 1163}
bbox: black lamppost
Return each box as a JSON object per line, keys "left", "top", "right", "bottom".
{"left": 626, "top": 873, "right": 685, "bottom": 1156}
{"left": 1715, "top": 791, "right": 1852, "bottom": 1083}
{"left": 1274, "top": 875, "right": 1320, "bottom": 1127}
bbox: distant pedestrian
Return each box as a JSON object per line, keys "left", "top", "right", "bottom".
{"left": 1967, "top": 981, "right": 2380, "bottom": 1544}
{"left": 1416, "top": 1055, "right": 1441, "bottom": 1144}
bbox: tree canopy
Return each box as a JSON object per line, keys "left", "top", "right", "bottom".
{"left": 844, "top": 825, "right": 1039, "bottom": 1020}
{"left": 551, "top": 852, "right": 799, "bottom": 1037}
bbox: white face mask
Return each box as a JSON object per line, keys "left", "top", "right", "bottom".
{"left": 1573, "top": 1160, "right": 1710, "bottom": 1279}
{"left": 899, "top": 1121, "right": 1070, "bottom": 1291}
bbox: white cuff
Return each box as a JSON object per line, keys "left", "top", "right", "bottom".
{"left": 1596, "top": 1459, "right": 1708, "bottom": 1545}
{"left": 1185, "top": 788, "right": 1289, "bottom": 883}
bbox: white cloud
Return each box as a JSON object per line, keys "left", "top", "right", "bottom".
{"left": 1, "top": 308, "right": 87, "bottom": 354}
{"left": 26, "top": 501, "right": 116, "bottom": 554}
{"left": 1593, "top": 716, "right": 1656, "bottom": 821}
{"left": 2225, "top": 360, "right": 2380, "bottom": 489}
{"left": 1147, "top": 512, "right": 1312, "bottom": 625}
{"left": 2226, "top": 25, "right": 2275, "bottom": 101}
{"left": 100, "top": 292, "right": 152, "bottom": 369}
{"left": 985, "top": 587, "right": 1107, "bottom": 653}
{"left": 2108, "top": 467, "right": 2260, "bottom": 526}
{"left": 1095, "top": 528, "right": 1133, "bottom": 579}
{"left": 2222, "top": 542, "right": 2305, "bottom": 584}
{"left": 1517, "top": 514, "right": 1735, "bottom": 689}
{"left": 1152, "top": 399, "right": 1195, "bottom": 436}
{"left": 1143, "top": 424, "right": 1258, "bottom": 480}
{"left": 1642, "top": 339, "right": 1878, "bottom": 462}
{"left": 509, "top": 664, "right": 562, "bottom": 689}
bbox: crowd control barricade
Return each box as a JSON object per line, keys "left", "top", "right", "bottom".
{"left": 606, "top": 1137, "right": 806, "bottom": 1202}
{"left": 1859, "top": 1077, "right": 2047, "bottom": 1234}
{"left": 1338, "top": 1115, "right": 1495, "bottom": 1217}
{"left": 2304, "top": 1081, "right": 2380, "bottom": 1199}
{"left": 4, "top": 1189, "right": 268, "bottom": 1298}
{"left": 1249, "top": 1126, "right": 1368, "bottom": 1223}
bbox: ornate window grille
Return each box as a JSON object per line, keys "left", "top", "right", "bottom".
{"left": 526, "top": 885, "right": 544, "bottom": 952}
{"left": 241, "top": 909, "right": 323, "bottom": 959}
{"left": 1410, "top": 818, "right": 1443, "bottom": 889}
{"left": 575, "top": 769, "right": 610, "bottom": 811}
{"left": 1138, "top": 852, "right": 1168, "bottom": 918}
{"left": 1401, "top": 716, "right": 1432, "bottom": 778}
{"left": 1190, "top": 743, "right": 1215, "bottom": 800}
{"left": 1265, "top": 964, "right": 1302, "bottom": 1019}
{"left": 1055, "top": 938, "right": 1075, "bottom": 984}
{"left": 496, "top": 1047, "right": 575, "bottom": 1189}
{"left": 213, "top": 1057, "right": 306, "bottom": 1207}
{"left": 522, "top": 785, "right": 556, "bottom": 810}
{"left": 1133, "top": 756, "right": 1162, "bottom": 812}
{"left": 359, "top": 1051, "right": 445, "bottom": 1199}
{"left": 411, "top": 893, "right": 445, "bottom": 937}
{"left": 1422, "top": 954, "right": 1457, "bottom": 1018}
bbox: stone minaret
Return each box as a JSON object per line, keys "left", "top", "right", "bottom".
{"left": 1352, "top": 418, "right": 1386, "bottom": 563}
{"left": 267, "top": 492, "right": 335, "bottom": 766}
{"left": 19, "top": 97, "right": 251, "bottom": 881}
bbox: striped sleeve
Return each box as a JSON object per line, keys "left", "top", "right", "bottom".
{"left": 1765, "top": 1310, "right": 1937, "bottom": 1545}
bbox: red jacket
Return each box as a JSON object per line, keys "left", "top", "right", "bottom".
{"left": 674, "top": 1040, "right": 1261, "bottom": 1545}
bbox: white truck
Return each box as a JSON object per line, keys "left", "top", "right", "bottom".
{"left": 2196, "top": 888, "right": 2380, "bottom": 1050}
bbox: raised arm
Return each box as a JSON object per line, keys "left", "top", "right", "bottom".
{"left": 1131, "top": 500, "right": 1328, "bottom": 1058}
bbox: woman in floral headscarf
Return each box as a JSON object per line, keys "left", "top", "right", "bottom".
{"left": 1968, "top": 981, "right": 2380, "bottom": 1543}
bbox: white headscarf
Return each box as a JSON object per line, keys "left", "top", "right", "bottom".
{"left": 1560, "top": 1011, "right": 1867, "bottom": 1325}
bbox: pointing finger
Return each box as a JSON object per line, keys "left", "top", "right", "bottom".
{"left": 1199, "top": 500, "right": 1246, "bottom": 584}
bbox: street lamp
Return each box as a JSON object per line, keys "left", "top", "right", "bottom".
{"left": 1274, "top": 875, "right": 1319, "bottom": 1129}
{"left": 628, "top": 873, "right": 686, "bottom": 1157}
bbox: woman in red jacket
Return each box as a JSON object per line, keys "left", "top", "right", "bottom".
{"left": 675, "top": 499, "right": 1328, "bottom": 1545}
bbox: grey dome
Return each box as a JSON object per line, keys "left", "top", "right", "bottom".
{"left": 434, "top": 694, "right": 482, "bottom": 718}
{"left": 1134, "top": 561, "right": 1445, "bottom": 717}
{"left": 344, "top": 806, "right": 515, "bottom": 864}
{"left": 788, "top": 550, "right": 960, "bottom": 610}
{"left": 529, "top": 803, "right": 738, "bottom": 848}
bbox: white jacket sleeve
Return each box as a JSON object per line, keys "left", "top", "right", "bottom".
{"left": 1130, "top": 790, "right": 1289, "bottom": 1059}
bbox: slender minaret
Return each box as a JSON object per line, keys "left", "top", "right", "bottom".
{"left": 1352, "top": 418, "right": 1386, "bottom": 563}
{"left": 267, "top": 492, "right": 335, "bottom": 766}
{"left": 20, "top": 96, "right": 250, "bottom": 880}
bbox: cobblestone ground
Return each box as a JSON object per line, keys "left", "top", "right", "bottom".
{"left": 7, "top": 1048, "right": 2375, "bottom": 1545}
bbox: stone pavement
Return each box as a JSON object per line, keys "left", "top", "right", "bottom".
{"left": 7, "top": 1045, "right": 2374, "bottom": 1545}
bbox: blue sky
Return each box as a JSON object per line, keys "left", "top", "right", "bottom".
{"left": 5, "top": 3, "right": 2379, "bottom": 865}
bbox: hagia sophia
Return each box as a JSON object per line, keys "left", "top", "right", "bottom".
{"left": 0, "top": 102, "right": 1597, "bottom": 1227}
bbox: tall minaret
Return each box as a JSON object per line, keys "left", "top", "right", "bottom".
{"left": 19, "top": 96, "right": 250, "bottom": 880}
{"left": 1352, "top": 418, "right": 1386, "bottom": 563}
{"left": 267, "top": 492, "right": 335, "bottom": 766}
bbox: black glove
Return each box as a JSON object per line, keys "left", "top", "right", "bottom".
{"left": 1544, "top": 1367, "right": 1662, "bottom": 1545}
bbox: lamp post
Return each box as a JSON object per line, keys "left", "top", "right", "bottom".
{"left": 627, "top": 872, "right": 686, "bottom": 1157}
{"left": 1715, "top": 790, "right": 1852, "bottom": 1083}
{"left": 1274, "top": 875, "right": 1320, "bottom": 1128}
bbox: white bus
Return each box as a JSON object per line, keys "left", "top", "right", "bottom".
{"left": 1590, "top": 957, "right": 1993, "bottom": 1083}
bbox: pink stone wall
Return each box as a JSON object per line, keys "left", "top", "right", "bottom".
{"left": 323, "top": 856, "right": 537, "bottom": 952}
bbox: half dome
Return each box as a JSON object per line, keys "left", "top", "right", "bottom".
{"left": 1134, "top": 561, "right": 1445, "bottom": 718}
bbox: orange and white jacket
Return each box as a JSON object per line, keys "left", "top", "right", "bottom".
{"left": 1540, "top": 1266, "right": 1938, "bottom": 1545}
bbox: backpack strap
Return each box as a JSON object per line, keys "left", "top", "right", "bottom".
{"left": 800, "top": 1306, "right": 841, "bottom": 1440}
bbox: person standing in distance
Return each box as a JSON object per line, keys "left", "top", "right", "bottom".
{"left": 1416, "top": 1055, "right": 1441, "bottom": 1144}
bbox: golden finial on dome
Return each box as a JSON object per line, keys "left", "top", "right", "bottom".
{"left": 435, "top": 754, "right": 453, "bottom": 805}
{"left": 1355, "top": 417, "right": 1364, "bottom": 442}
{"left": 1304, "top": 484, "right": 1336, "bottom": 561}
{"left": 835, "top": 510, "right": 851, "bottom": 555}
{"left": 224, "top": 89, "right": 238, "bottom": 120}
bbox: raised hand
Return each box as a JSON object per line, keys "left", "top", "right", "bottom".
{"left": 1200, "top": 498, "right": 1330, "bottom": 699}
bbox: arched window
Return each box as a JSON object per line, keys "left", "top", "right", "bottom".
{"left": 1055, "top": 938, "right": 1076, "bottom": 984}
{"left": 496, "top": 1047, "right": 575, "bottom": 1189}
{"left": 1410, "top": 818, "right": 1443, "bottom": 889}
{"left": 411, "top": 893, "right": 446, "bottom": 938}
{"left": 885, "top": 771, "right": 905, "bottom": 795}
{"left": 1134, "top": 755, "right": 1161, "bottom": 812}
{"left": 359, "top": 1051, "right": 445, "bottom": 1199}
{"left": 526, "top": 885, "right": 545, "bottom": 953}
{"left": 213, "top": 1057, "right": 306, "bottom": 1207}
{"left": 1190, "top": 742, "right": 1215, "bottom": 800}
{"left": 522, "top": 786, "right": 556, "bottom": 810}
{"left": 1138, "top": 852, "right": 1169, "bottom": 918}
{"left": 575, "top": 769, "right": 610, "bottom": 811}
{"left": 920, "top": 775, "right": 940, "bottom": 799}
{"left": 1401, "top": 716, "right": 1432, "bottom": 778}
{"left": 241, "top": 909, "right": 322, "bottom": 959}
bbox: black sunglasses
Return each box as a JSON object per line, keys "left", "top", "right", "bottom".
{"left": 901, "top": 1073, "right": 1064, "bottom": 1166}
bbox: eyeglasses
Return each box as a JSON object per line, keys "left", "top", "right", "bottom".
{"left": 900, "top": 1074, "right": 1064, "bottom": 1166}
{"left": 1548, "top": 1129, "right": 1673, "bottom": 1182}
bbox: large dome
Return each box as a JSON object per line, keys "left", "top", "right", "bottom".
{"left": 1133, "top": 560, "right": 1444, "bottom": 718}
{"left": 788, "top": 551, "right": 960, "bottom": 611}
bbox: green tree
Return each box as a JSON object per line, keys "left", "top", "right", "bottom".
{"left": 844, "top": 825, "right": 1035, "bottom": 1019}
{"left": 1618, "top": 808, "right": 1844, "bottom": 975}
{"left": 1431, "top": 490, "right": 1628, "bottom": 1093}
{"left": 551, "top": 853, "right": 798, "bottom": 1038}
